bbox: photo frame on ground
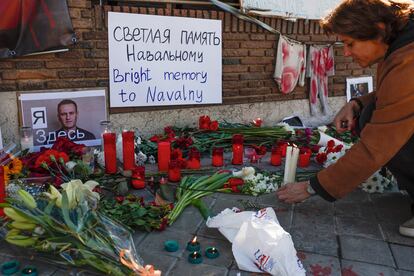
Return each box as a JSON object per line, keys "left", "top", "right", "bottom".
{"left": 18, "top": 88, "right": 107, "bottom": 151}
{"left": 346, "top": 76, "right": 374, "bottom": 102}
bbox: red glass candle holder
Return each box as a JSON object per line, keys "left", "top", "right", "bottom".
{"left": 103, "top": 132, "right": 117, "bottom": 174}
{"left": 271, "top": 147, "right": 282, "bottom": 166}
{"left": 212, "top": 147, "right": 224, "bottom": 167}
{"left": 298, "top": 152, "right": 311, "bottom": 168}
{"left": 199, "top": 115, "right": 211, "bottom": 130}
{"left": 122, "top": 130, "right": 135, "bottom": 171}
{"left": 131, "top": 166, "right": 145, "bottom": 189}
{"left": 158, "top": 141, "right": 171, "bottom": 172}
{"left": 187, "top": 148, "right": 201, "bottom": 170}
{"left": 168, "top": 160, "right": 181, "bottom": 182}
{"left": 0, "top": 166, "right": 4, "bottom": 217}
{"left": 277, "top": 141, "right": 288, "bottom": 157}
{"left": 232, "top": 134, "right": 244, "bottom": 165}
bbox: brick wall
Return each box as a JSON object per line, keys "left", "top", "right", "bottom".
{"left": 0, "top": 0, "right": 376, "bottom": 114}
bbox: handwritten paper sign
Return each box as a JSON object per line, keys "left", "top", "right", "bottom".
{"left": 241, "top": 0, "right": 341, "bottom": 20}
{"left": 108, "top": 12, "right": 222, "bottom": 107}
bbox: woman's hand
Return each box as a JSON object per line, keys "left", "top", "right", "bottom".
{"left": 333, "top": 100, "right": 360, "bottom": 133}
{"left": 276, "top": 181, "right": 311, "bottom": 203}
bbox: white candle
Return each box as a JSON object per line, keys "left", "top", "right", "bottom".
{"left": 283, "top": 146, "right": 293, "bottom": 184}
{"left": 20, "top": 136, "right": 33, "bottom": 151}
{"left": 289, "top": 147, "right": 299, "bottom": 183}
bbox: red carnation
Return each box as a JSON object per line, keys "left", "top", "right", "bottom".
{"left": 327, "top": 140, "right": 336, "bottom": 149}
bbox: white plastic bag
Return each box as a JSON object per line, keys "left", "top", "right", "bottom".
{"left": 207, "top": 207, "right": 305, "bottom": 276}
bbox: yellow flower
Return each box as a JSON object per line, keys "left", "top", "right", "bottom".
{"left": 3, "top": 166, "right": 10, "bottom": 185}
{"left": 44, "top": 186, "right": 62, "bottom": 208}
{"left": 8, "top": 158, "right": 23, "bottom": 175}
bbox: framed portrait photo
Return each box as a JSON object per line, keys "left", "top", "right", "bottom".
{"left": 18, "top": 88, "right": 108, "bottom": 151}
{"left": 346, "top": 76, "right": 374, "bottom": 102}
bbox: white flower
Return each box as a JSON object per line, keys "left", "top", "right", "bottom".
{"left": 65, "top": 161, "right": 77, "bottom": 172}
{"left": 277, "top": 122, "right": 295, "bottom": 134}
{"left": 44, "top": 186, "right": 62, "bottom": 207}
{"left": 59, "top": 179, "right": 100, "bottom": 209}
{"left": 317, "top": 125, "right": 328, "bottom": 133}
{"left": 233, "top": 167, "right": 256, "bottom": 180}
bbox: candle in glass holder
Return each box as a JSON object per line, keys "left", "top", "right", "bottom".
{"left": 20, "top": 126, "right": 33, "bottom": 152}
{"left": 271, "top": 147, "right": 282, "bottom": 166}
{"left": 186, "top": 236, "right": 200, "bottom": 251}
{"left": 103, "top": 132, "right": 117, "bottom": 174}
{"left": 212, "top": 147, "right": 224, "bottom": 167}
{"left": 122, "top": 130, "right": 135, "bottom": 171}
{"left": 232, "top": 134, "right": 244, "bottom": 165}
{"left": 0, "top": 166, "right": 4, "bottom": 217}
{"left": 168, "top": 160, "right": 181, "bottom": 182}
{"left": 158, "top": 141, "right": 171, "bottom": 172}
{"left": 188, "top": 251, "right": 203, "bottom": 264}
{"left": 131, "top": 166, "right": 145, "bottom": 189}
{"left": 298, "top": 152, "right": 311, "bottom": 168}
{"left": 187, "top": 148, "right": 201, "bottom": 170}
{"left": 199, "top": 115, "right": 210, "bottom": 130}
{"left": 277, "top": 141, "right": 288, "bottom": 157}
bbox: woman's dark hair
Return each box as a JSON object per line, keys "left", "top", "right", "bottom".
{"left": 321, "top": 0, "right": 414, "bottom": 44}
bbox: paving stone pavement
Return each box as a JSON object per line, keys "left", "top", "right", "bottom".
{"left": 1, "top": 158, "right": 414, "bottom": 275}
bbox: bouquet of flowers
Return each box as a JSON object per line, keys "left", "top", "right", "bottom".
{"left": 1, "top": 179, "right": 153, "bottom": 276}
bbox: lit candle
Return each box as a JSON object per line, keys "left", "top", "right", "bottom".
{"left": 205, "top": 247, "right": 220, "bottom": 259}
{"left": 252, "top": 117, "right": 263, "bottom": 127}
{"left": 21, "top": 266, "right": 38, "bottom": 276}
{"left": 232, "top": 134, "right": 244, "bottom": 165}
{"left": 187, "top": 148, "right": 201, "bottom": 170}
{"left": 103, "top": 132, "right": 117, "bottom": 174}
{"left": 298, "top": 148, "right": 311, "bottom": 168}
{"left": 199, "top": 115, "right": 210, "bottom": 130}
{"left": 288, "top": 146, "right": 299, "bottom": 183}
{"left": 186, "top": 236, "right": 200, "bottom": 251}
{"left": 0, "top": 166, "right": 4, "bottom": 217}
{"left": 168, "top": 160, "right": 181, "bottom": 182}
{"left": 20, "top": 126, "right": 33, "bottom": 152}
{"left": 188, "top": 251, "right": 203, "bottom": 264}
{"left": 270, "top": 146, "right": 282, "bottom": 166}
{"left": 157, "top": 141, "right": 171, "bottom": 172}
{"left": 212, "top": 147, "right": 224, "bottom": 167}
{"left": 122, "top": 130, "right": 135, "bottom": 171}
{"left": 131, "top": 166, "right": 145, "bottom": 189}
{"left": 278, "top": 141, "right": 288, "bottom": 157}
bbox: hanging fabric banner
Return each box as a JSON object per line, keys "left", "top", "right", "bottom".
{"left": 0, "top": 0, "right": 76, "bottom": 58}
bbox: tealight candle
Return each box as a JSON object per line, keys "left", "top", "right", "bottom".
{"left": 1, "top": 260, "right": 20, "bottom": 275}
{"left": 164, "top": 240, "right": 179, "bottom": 252}
{"left": 186, "top": 236, "right": 200, "bottom": 252}
{"left": 188, "top": 251, "right": 203, "bottom": 264}
{"left": 205, "top": 247, "right": 220, "bottom": 259}
{"left": 21, "top": 266, "right": 38, "bottom": 276}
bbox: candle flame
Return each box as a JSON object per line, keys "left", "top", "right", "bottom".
{"left": 191, "top": 236, "right": 197, "bottom": 243}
